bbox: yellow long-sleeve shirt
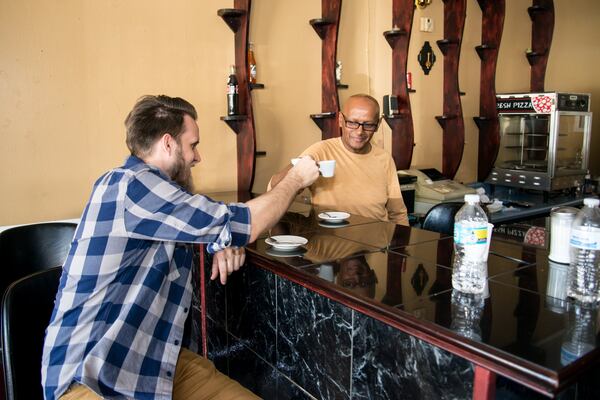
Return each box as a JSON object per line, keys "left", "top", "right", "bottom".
{"left": 300, "top": 137, "right": 408, "bottom": 226}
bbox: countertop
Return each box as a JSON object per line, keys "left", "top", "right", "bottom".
{"left": 226, "top": 195, "right": 600, "bottom": 397}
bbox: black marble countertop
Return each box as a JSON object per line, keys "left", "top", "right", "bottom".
{"left": 206, "top": 191, "right": 599, "bottom": 396}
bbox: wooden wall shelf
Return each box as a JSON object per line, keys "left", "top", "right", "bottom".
{"left": 220, "top": 115, "right": 247, "bottom": 135}
{"left": 437, "top": 0, "right": 466, "bottom": 179}
{"left": 384, "top": 113, "right": 409, "bottom": 123}
{"left": 475, "top": 0, "right": 504, "bottom": 181}
{"left": 435, "top": 115, "right": 458, "bottom": 128}
{"left": 217, "top": 8, "right": 246, "bottom": 33}
{"left": 310, "top": 112, "right": 337, "bottom": 131}
{"left": 383, "top": 0, "right": 416, "bottom": 170}
{"left": 309, "top": 0, "right": 343, "bottom": 140}
{"left": 217, "top": 0, "right": 259, "bottom": 193}
{"left": 527, "top": 4, "right": 550, "bottom": 17}
{"left": 383, "top": 29, "right": 409, "bottom": 48}
{"left": 436, "top": 39, "right": 459, "bottom": 56}
{"left": 525, "top": 51, "right": 547, "bottom": 65}
{"left": 309, "top": 18, "right": 334, "bottom": 39}
{"left": 472, "top": 116, "right": 496, "bottom": 129}
{"left": 474, "top": 44, "right": 497, "bottom": 60}
{"left": 528, "top": 0, "right": 554, "bottom": 91}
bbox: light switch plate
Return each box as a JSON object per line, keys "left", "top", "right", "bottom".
{"left": 420, "top": 17, "right": 434, "bottom": 32}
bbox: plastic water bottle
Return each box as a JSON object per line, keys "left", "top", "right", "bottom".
{"left": 560, "top": 302, "right": 597, "bottom": 365}
{"left": 567, "top": 198, "right": 600, "bottom": 303}
{"left": 452, "top": 194, "right": 489, "bottom": 294}
{"left": 450, "top": 289, "right": 484, "bottom": 341}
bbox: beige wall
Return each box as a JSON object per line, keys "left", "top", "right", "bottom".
{"left": 1, "top": 0, "right": 600, "bottom": 226}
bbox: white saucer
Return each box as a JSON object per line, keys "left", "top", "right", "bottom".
{"left": 265, "top": 235, "right": 308, "bottom": 251}
{"left": 318, "top": 211, "right": 350, "bottom": 223}
{"left": 319, "top": 220, "right": 350, "bottom": 228}
{"left": 265, "top": 247, "right": 307, "bottom": 258}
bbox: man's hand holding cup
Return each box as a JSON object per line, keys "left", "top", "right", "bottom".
{"left": 291, "top": 157, "right": 336, "bottom": 178}
{"left": 289, "top": 156, "right": 320, "bottom": 189}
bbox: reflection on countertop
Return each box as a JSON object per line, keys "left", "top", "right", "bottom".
{"left": 243, "top": 198, "right": 600, "bottom": 376}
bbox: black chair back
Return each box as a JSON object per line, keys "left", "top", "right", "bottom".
{"left": 421, "top": 202, "right": 464, "bottom": 236}
{"left": 1, "top": 267, "right": 62, "bottom": 400}
{"left": 0, "top": 222, "right": 76, "bottom": 297}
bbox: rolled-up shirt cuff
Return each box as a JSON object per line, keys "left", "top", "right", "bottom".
{"left": 228, "top": 203, "right": 252, "bottom": 247}
{"left": 207, "top": 203, "right": 251, "bottom": 253}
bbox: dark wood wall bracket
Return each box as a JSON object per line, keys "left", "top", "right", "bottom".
{"left": 435, "top": 0, "right": 466, "bottom": 179}
{"left": 309, "top": 112, "right": 337, "bottom": 131}
{"left": 475, "top": 0, "right": 505, "bottom": 181}
{"left": 528, "top": 0, "right": 554, "bottom": 92}
{"left": 435, "top": 115, "right": 458, "bottom": 128}
{"left": 474, "top": 44, "right": 496, "bottom": 60}
{"left": 217, "top": 8, "right": 246, "bottom": 32}
{"left": 219, "top": 115, "right": 247, "bottom": 134}
{"left": 383, "top": 0, "right": 416, "bottom": 170}
{"left": 217, "top": 0, "right": 264, "bottom": 192}
{"left": 309, "top": 0, "right": 343, "bottom": 140}
{"left": 436, "top": 39, "right": 459, "bottom": 55}
{"left": 309, "top": 18, "right": 334, "bottom": 39}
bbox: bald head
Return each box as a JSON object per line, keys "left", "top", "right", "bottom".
{"left": 342, "top": 94, "right": 380, "bottom": 117}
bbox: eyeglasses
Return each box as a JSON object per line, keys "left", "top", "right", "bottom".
{"left": 341, "top": 113, "right": 380, "bottom": 133}
{"left": 340, "top": 279, "right": 375, "bottom": 289}
{"left": 339, "top": 271, "right": 378, "bottom": 289}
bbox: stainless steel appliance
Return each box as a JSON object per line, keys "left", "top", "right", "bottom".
{"left": 487, "top": 92, "right": 592, "bottom": 192}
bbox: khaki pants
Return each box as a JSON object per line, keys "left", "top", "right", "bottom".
{"left": 60, "top": 348, "right": 260, "bottom": 400}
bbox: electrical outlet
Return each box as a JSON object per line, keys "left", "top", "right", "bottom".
{"left": 420, "top": 17, "right": 434, "bottom": 32}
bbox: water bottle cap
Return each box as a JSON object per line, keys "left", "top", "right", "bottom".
{"left": 583, "top": 198, "right": 600, "bottom": 207}
{"left": 464, "top": 194, "right": 480, "bottom": 203}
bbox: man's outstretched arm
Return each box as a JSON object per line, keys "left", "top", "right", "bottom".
{"left": 246, "top": 156, "right": 318, "bottom": 242}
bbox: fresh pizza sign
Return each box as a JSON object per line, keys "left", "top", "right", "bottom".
{"left": 497, "top": 95, "right": 554, "bottom": 114}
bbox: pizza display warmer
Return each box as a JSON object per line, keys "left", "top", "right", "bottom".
{"left": 486, "top": 92, "right": 592, "bottom": 193}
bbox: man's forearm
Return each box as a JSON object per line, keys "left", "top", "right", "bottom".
{"left": 246, "top": 172, "right": 304, "bottom": 242}
{"left": 268, "top": 165, "right": 291, "bottom": 190}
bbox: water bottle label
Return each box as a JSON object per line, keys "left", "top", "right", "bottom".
{"left": 454, "top": 223, "right": 488, "bottom": 245}
{"left": 454, "top": 222, "right": 488, "bottom": 261}
{"left": 560, "top": 347, "right": 578, "bottom": 366}
{"left": 569, "top": 227, "right": 600, "bottom": 250}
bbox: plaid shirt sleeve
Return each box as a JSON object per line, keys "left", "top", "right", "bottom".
{"left": 124, "top": 168, "right": 251, "bottom": 253}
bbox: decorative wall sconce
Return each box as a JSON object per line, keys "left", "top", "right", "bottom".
{"left": 417, "top": 41, "right": 436, "bottom": 75}
{"left": 415, "top": 0, "right": 432, "bottom": 9}
{"left": 411, "top": 263, "right": 429, "bottom": 296}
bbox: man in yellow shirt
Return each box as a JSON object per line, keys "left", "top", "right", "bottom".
{"left": 270, "top": 94, "right": 409, "bottom": 225}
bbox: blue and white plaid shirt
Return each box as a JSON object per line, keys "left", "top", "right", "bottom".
{"left": 41, "top": 156, "right": 251, "bottom": 400}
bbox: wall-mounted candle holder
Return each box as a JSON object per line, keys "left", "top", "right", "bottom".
{"left": 418, "top": 41, "right": 436, "bottom": 75}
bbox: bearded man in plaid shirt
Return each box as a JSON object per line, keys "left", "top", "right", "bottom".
{"left": 41, "top": 95, "right": 319, "bottom": 400}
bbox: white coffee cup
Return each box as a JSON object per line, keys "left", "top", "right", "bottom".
{"left": 317, "top": 263, "right": 335, "bottom": 282}
{"left": 318, "top": 160, "right": 336, "bottom": 178}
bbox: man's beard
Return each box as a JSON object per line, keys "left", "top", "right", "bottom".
{"left": 169, "top": 149, "right": 195, "bottom": 193}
